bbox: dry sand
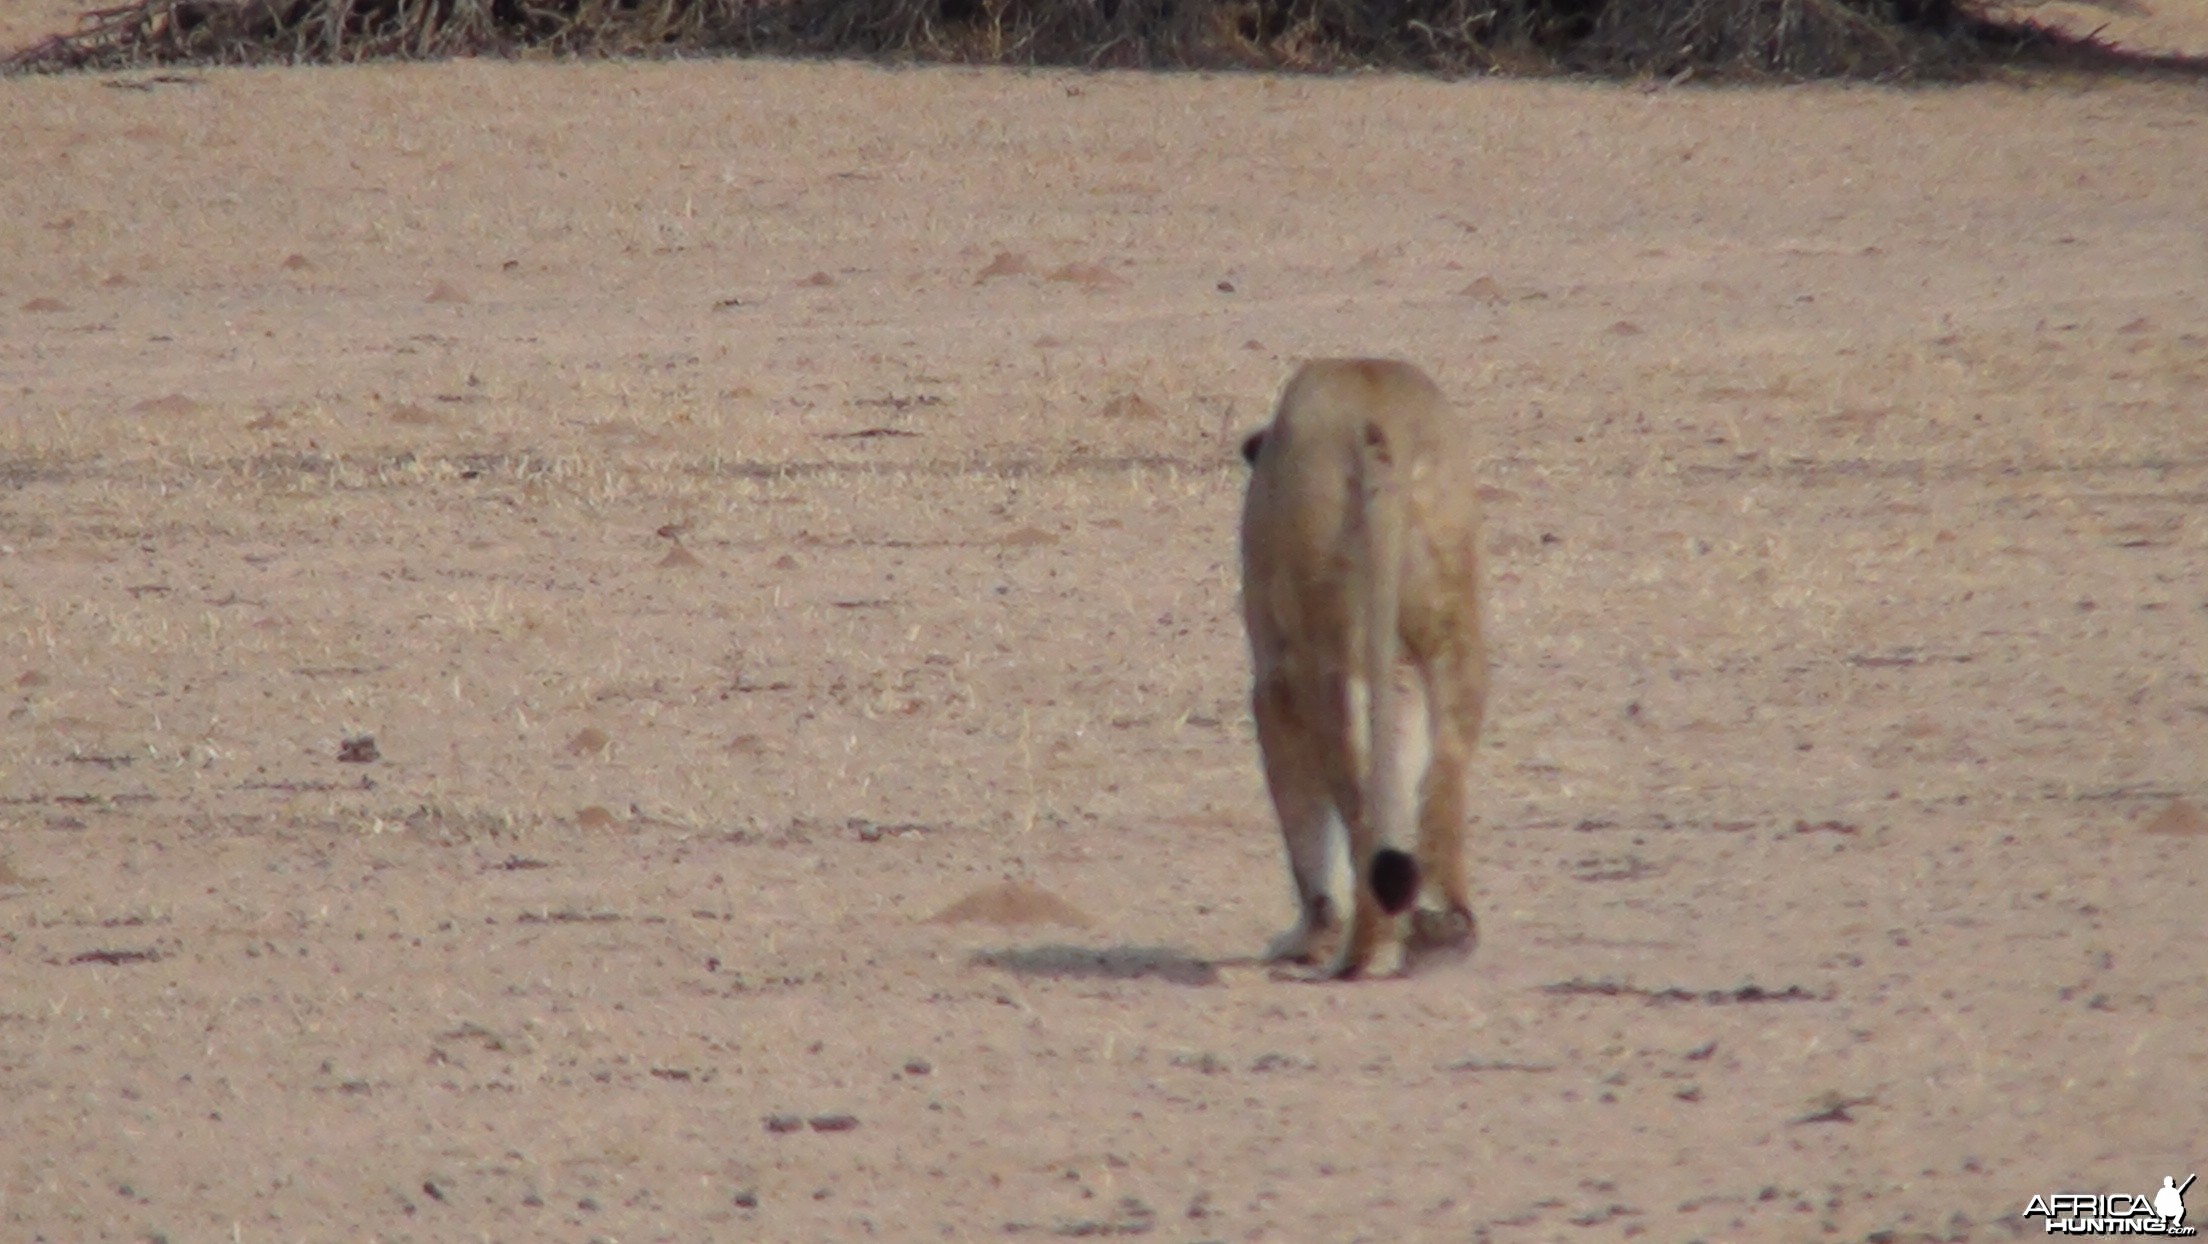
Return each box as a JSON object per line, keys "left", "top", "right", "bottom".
{"left": 2, "top": 13, "right": 2206, "bottom": 1243}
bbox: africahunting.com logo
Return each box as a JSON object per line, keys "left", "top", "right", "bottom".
{"left": 2024, "top": 1175, "right": 2195, "bottom": 1236}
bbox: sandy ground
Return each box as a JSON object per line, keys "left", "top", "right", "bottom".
{"left": 3, "top": 12, "right": 2207, "bottom": 1243}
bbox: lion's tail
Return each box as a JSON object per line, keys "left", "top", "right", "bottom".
{"left": 1357, "top": 419, "right": 1419, "bottom": 916}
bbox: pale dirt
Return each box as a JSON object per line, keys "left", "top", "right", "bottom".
{"left": 2, "top": 16, "right": 2207, "bottom": 1244}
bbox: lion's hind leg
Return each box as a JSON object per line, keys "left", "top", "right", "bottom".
{"left": 1406, "top": 645, "right": 1483, "bottom": 965}
{"left": 1252, "top": 673, "right": 1351, "bottom": 964}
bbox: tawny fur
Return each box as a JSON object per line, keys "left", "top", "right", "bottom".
{"left": 1238, "top": 358, "right": 1488, "bottom": 979}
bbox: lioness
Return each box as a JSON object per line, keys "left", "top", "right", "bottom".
{"left": 1238, "top": 359, "right": 1488, "bottom": 979}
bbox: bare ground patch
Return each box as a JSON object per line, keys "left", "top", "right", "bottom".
{"left": 1, "top": 58, "right": 2204, "bottom": 1241}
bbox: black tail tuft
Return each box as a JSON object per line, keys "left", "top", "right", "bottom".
{"left": 1370, "top": 848, "right": 1419, "bottom": 915}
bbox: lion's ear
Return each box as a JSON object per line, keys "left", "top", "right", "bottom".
{"left": 1240, "top": 429, "right": 1267, "bottom": 466}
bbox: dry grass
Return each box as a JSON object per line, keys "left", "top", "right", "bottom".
{"left": 4, "top": 0, "right": 2098, "bottom": 78}
{"left": 5, "top": 316, "right": 2194, "bottom": 839}
{"left": 0, "top": 369, "right": 1241, "bottom": 857}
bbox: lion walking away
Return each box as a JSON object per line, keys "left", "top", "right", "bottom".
{"left": 1237, "top": 358, "right": 1488, "bottom": 980}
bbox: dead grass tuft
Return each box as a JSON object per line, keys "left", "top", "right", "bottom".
{"left": 373, "top": 801, "right": 529, "bottom": 843}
